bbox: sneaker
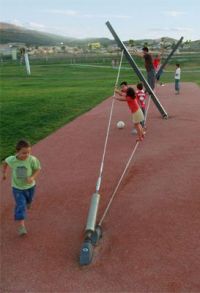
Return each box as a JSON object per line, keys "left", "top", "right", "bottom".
{"left": 18, "top": 226, "right": 27, "bottom": 236}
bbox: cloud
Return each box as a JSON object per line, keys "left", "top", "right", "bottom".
{"left": 163, "top": 10, "right": 186, "bottom": 17}
{"left": 46, "top": 9, "right": 130, "bottom": 19}
{"left": 26, "top": 22, "right": 46, "bottom": 31}
{"left": 47, "top": 9, "right": 78, "bottom": 16}
{"left": 146, "top": 26, "right": 197, "bottom": 40}
{"left": 7, "top": 19, "right": 47, "bottom": 32}
{"left": 82, "top": 14, "right": 130, "bottom": 19}
{"left": 150, "top": 27, "right": 193, "bottom": 33}
{"left": 11, "top": 19, "right": 24, "bottom": 27}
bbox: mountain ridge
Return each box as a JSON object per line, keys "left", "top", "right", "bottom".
{"left": 0, "top": 22, "right": 199, "bottom": 51}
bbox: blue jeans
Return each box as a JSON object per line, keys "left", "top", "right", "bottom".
{"left": 140, "top": 107, "right": 146, "bottom": 127}
{"left": 12, "top": 186, "right": 36, "bottom": 220}
{"left": 175, "top": 79, "right": 180, "bottom": 92}
{"left": 156, "top": 69, "right": 163, "bottom": 81}
{"left": 147, "top": 69, "right": 156, "bottom": 90}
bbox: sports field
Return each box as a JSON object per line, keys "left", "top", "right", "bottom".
{"left": 0, "top": 53, "right": 199, "bottom": 161}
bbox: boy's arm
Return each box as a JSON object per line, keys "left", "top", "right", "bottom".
{"left": 132, "top": 47, "right": 143, "bottom": 57}
{"left": 134, "top": 50, "right": 143, "bottom": 57}
{"left": 2, "top": 162, "right": 8, "bottom": 180}
{"left": 114, "top": 89, "right": 122, "bottom": 95}
{"left": 27, "top": 169, "right": 40, "bottom": 184}
{"left": 114, "top": 89, "right": 126, "bottom": 97}
{"left": 160, "top": 48, "right": 164, "bottom": 59}
{"left": 115, "top": 96, "right": 126, "bottom": 101}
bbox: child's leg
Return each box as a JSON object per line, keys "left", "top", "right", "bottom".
{"left": 175, "top": 79, "right": 179, "bottom": 93}
{"left": 24, "top": 186, "right": 36, "bottom": 209}
{"left": 13, "top": 188, "right": 27, "bottom": 221}
{"left": 12, "top": 188, "right": 27, "bottom": 234}
{"left": 134, "top": 123, "right": 144, "bottom": 141}
{"left": 177, "top": 80, "right": 180, "bottom": 93}
{"left": 141, "top": 108, "right": 146, "bottom": 128}
{"left": 147, "top": 70, "right": 156, "bottom": 91}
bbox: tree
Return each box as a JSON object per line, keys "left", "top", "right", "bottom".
{"left": 128, "top": 39, "right": 135, "bottom": 47}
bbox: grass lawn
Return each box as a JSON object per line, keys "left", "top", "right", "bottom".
{"left": 0, "top": 61, "right": 138, "bottom": 160}
{"left": 0, "top": 57, "right": 199, "bottom": 161}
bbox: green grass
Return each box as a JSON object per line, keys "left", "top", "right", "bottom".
{"left": 0, "top": 61, "right": 138, "bottom": 160}
{"left": 0, "top": 56, "right": 199, "bottom": 161}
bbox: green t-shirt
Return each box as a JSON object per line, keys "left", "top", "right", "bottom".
{"left": 5, "top": 155, "right": 41, "bottom": 190}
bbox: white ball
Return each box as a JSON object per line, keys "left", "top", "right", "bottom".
{"left": 117, "top": 121, "right": 125, "bottom": 129}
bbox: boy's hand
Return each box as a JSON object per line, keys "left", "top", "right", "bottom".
{"left": 27, "top": 176, "right": 34, "bottom": 184}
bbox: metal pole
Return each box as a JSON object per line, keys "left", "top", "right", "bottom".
{"left": 156, "top": 36, "right": 184, "bottom": 79}
{"left": 79, "top": 193, "right": 102, "bottom": 266}
{"left": 85, "top": 193, "right": 100, "bottom": 233}
{"left": 105, "top": 21, "right": 168, "bottom": 118}
{"left": 24, "top": 52, "right": 31, "bottom": 75}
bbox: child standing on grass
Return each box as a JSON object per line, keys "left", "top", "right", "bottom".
{"left": 175, "top": 63, "right": 181, "bottom": 94}
{"left": 2, "top": 139, "right": 41, "bottom": 236}
{"left": 115, "top": 87, "right": 145, "bottom": 141}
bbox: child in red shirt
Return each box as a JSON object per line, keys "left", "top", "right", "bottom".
{"left": 153, "top": 53, "right": 164, "bottom": 85}
{"left": 153, "top": 54, "right": 161, "bottom": 72}
{"left": 115, "top": 87, "right": 145, "bottom": 141}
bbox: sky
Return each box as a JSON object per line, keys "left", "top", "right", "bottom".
{"left": 1, "top": 0, "right": 199, "bottom": 41}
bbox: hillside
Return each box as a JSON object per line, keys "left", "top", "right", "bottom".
{"left": 0, "top": 22, "right": 114, "bottom": 47}
{"left": 0, "top": 22, "right": 199, "bottom": 51}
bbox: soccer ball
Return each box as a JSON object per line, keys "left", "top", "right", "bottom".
{"left": 117, "top": 121, "right": 125, "bottom": 129}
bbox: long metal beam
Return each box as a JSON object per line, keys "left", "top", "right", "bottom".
{"left": 156, "top": 36, "right": 184, "bottom": 79}
{"left": 106, "top": 21, "right": 168, "bottom": 118}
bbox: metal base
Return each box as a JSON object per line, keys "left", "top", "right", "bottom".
{"left": 79, "top": 226, "right": 103, "bottom": 266}
{"left": 91, "top": 225, "right": 103, "bottom": 245}
{"left": 79, "top": 240, "right": 93, "bottom": 266}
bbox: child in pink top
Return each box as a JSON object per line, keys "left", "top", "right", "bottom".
{"left": 115, "top": 87, "right": 145, "bottom": 141}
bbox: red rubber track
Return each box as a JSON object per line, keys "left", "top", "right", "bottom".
{"left": 1, "top": 83, "right": 200, "bottom": 292}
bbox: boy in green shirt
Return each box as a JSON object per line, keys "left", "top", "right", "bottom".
{"left": 2, "top": 139, "right": 41, "bottom": 236}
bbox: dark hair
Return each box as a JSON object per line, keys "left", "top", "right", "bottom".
{"left": 142, "top": 47, "right": 149, "bottom": 52}
{"left": 120, "top": 81, "right": 128, "bottom": 86}
{"left": 126, "top": 87, "right": 136, "bottom": 99}
{"left": 176, "top": 63, "right": 180, "bottom": 67}
{"left": 16, "top": 139, "right": 31, "bottom": 151}
{"left": 137, "top": 82, "right": 143, "bottom": 90}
